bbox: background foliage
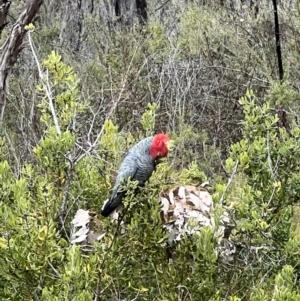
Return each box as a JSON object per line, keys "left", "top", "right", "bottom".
{"left": 1, "top": 0, "right": 300, "bottom": 300}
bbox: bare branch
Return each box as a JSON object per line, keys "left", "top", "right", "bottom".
{"left": 0, "top": 1, "right": 10, "bottom": 36}
{"left": 0, "top": 0, "right": 44, "bottom": 121}
{"left": 47, "top": 260, "right": 61, "bottom": 279}
{"left": 58, "top": 155, "right": 74, "bottom": 238}
{"left": 220, "top": 160, "right": 239, "bottom": 205}
{"left": 74, "top": 43, "right": 141, "bottom": 164}
{"left": 27, "top": 31, "right": 61, "bottom": 135}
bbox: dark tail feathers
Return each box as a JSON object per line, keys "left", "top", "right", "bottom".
{"left": 101, "top": 191, "right": 126, "bottom": 217}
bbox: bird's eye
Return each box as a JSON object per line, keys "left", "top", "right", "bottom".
{"left": 157, "top": 152, "right": 162, "bottom": 157}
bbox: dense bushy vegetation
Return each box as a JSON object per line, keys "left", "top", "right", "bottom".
{"left": 1, "top": 0, "right": 300, "bottom": 300}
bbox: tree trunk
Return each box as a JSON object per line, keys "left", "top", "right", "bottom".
{"left": 0, "top": 0, "right": 10, "bottom": 36}
{"left": 116, "top": 0, "right": 147, "bottom": 26}
{"left": 0, "top": 0, "right": 44, "bottom": 121}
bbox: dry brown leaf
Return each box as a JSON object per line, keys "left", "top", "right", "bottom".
{"left": 173, "top": 202, "right": 185, "bottom": 217}
{"left": 71, "top": 209, "right": 90, "bottom": 227}
{"left": 199, "top": 191, "right": 213, "bottom": 208}
{"left": 159, "top": 185, "right": 232, "bottom": 249}
{"left": 178, "top": 186, "right": 186, "bottom": 200}
{"left": 188, "top": 192, "right": 202, "bottom": 209}
{"left": 70, "top": 209, "right": 107, "bottom": 246}
{"left": 169, "top": 189, "right": 175, "bottom": 204}
{"left": 161, "top": 197, "right": 170, "bottom": 215}
{"left": 185, "top": 185, "right": 199, "bottom": 195}
{"left": 86, "top": 232, "right": 106, "bottom": 244}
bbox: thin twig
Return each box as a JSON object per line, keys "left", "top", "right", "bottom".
{"left": 151, "top": 261, "right": 162, "bottom": 297}
{"left": 48, "top": 260, "right": 61, "bottom": 279}
{"left": 27, "top": 31, "right": 61, "bottom": 135}
{"left": 93, "top": 210, "right": 127, "bottom": 301}
{"left": 32, "top": 291, "right": 40, "bottom": 301}
{"left": 220, "top": 160, "right": 239, "bottom": 205}
{"left": 58, "top": 155, "right": 74, "bottom": 238}
{"left": 74, "top": 43, "right": 141, "bottom": 165}
{"left": 155, "top": 0, "right": 172, "bottom": 11}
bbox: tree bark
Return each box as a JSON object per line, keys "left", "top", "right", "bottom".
{"left": 0, "top": 1, "right": 10, "bottom": 36}
{"left": 272, "top": 0, "right": 283, "bottom": 82}
{"left": 0, "top": 0, "right": 44, "bottom": 121}
{"left": 136, "top": 0, "right": 147, "bottom": 25}
{"left": 115, "top": 0, "right": 147, "bottom": 26}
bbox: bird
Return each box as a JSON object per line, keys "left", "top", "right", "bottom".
{"left": 101, "top": 133, "right": 170, "bottom": 217}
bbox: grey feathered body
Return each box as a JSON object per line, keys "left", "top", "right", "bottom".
{"left": 101, "top": 136, "right": 156, "bottom": 216}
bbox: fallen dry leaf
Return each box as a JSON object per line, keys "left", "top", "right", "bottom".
{"left": 159, "top": 184, "right": 232, "bottom": 262}
{"left": 160, "top": 197, "right": 170, "bottom": 215}
{"left": 70, "top": 182, "right": 234, "bottom": 262}
{"left": 178, "top": 186, "right": 186, "bottom": 200}
{"left": 70, "top": 209, "right": 106, "bottom": 246}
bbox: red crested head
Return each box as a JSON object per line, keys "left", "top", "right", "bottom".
{"left": 149, "top": 133, "right": 170, "bottom": 160}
